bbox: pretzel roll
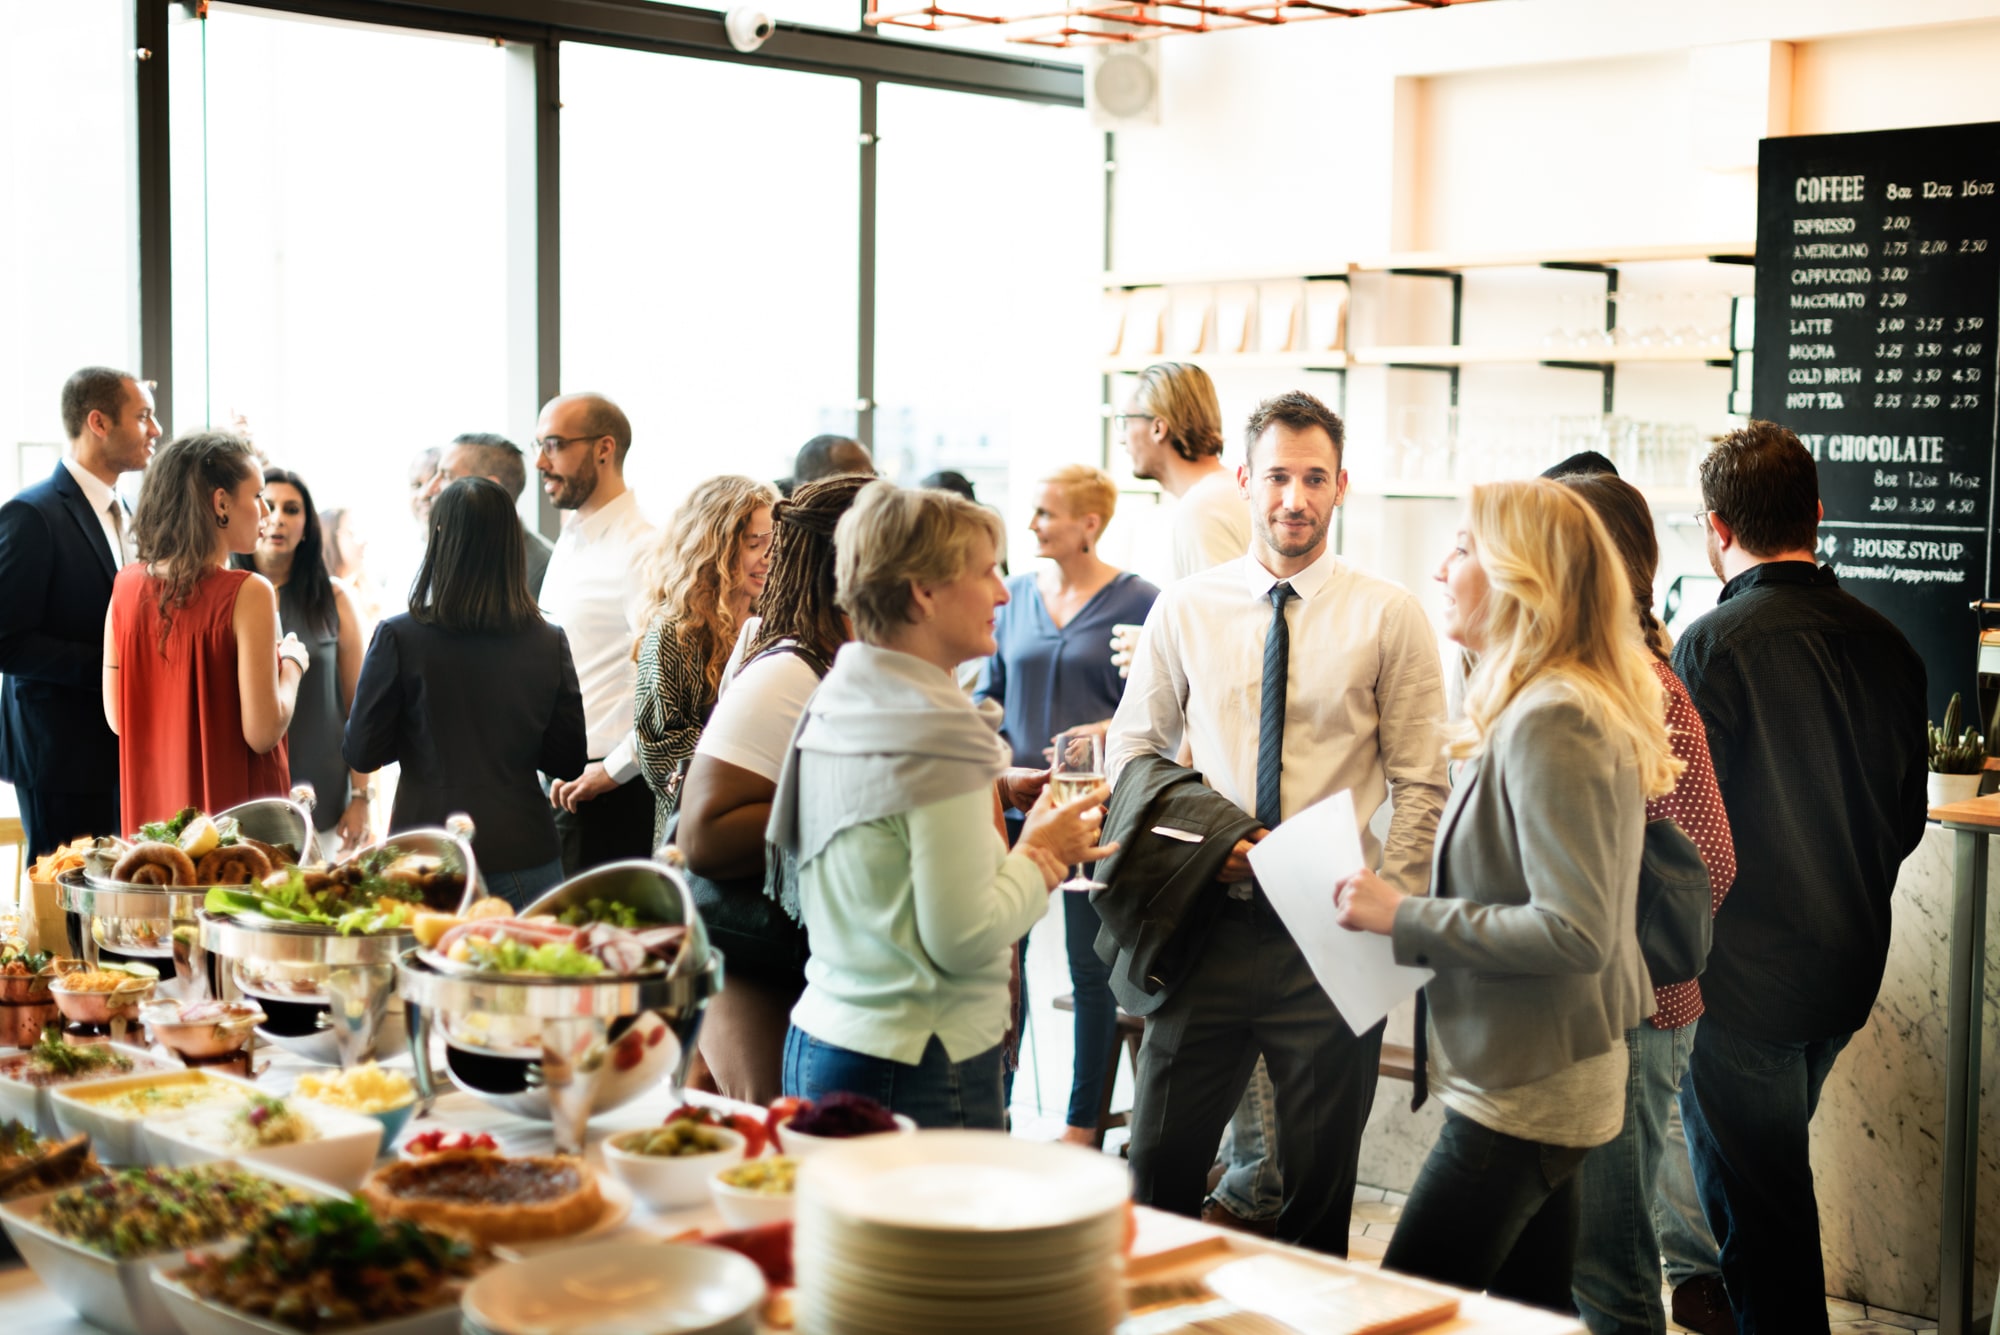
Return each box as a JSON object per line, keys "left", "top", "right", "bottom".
{"left": 112, "top": 842, "right": 197, "bottom": 887}
{"left": 195, "top": 843, "right": 273, "bottom": 886}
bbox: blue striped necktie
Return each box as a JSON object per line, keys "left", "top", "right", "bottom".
{"left": 1256, "top": 582, "right": 1296, "bottom": 831}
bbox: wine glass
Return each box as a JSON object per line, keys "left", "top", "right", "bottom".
{"left": 1051, "top": 729, "right": 1107, "bottom": 892}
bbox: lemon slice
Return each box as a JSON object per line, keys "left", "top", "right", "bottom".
{"left": 178, "top": 814, "right": 220, "bottom": 860}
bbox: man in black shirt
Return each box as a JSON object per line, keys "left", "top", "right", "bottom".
{"left": 1670, "top": 421, "right": 1928, "bottom": 1334}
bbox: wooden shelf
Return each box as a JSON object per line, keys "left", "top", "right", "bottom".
{"left": 1353, "top": 344, "right": 1734, "bottom": 366}
{"left": 1103, "top": 265, "right": 1352, "bottom": 290}
{"left": 1366, "top": 241, "right": 1756, "bottom": 271}
{"left": 1099, "top": 242, "right": 1757, "bottom": 291}
{"left": 1101, "top": 352, "right": 1351, "bottom": 374}
{"left": 1349, "top": 483, "right": 1703, "bottom": 508}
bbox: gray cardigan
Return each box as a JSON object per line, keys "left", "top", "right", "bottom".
{"left": 1390, "top": 677, "right": 1654, "bottom": 1091}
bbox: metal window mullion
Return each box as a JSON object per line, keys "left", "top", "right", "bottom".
{"left": 857, "top": 77, "right": 877, "bottom": 450}
{"left": 135, "top": 0, "right": 173, "bottom": 432}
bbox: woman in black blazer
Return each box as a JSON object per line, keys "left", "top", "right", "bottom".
{"left": 343, "top": 478, "right": 586, "bottom": 906}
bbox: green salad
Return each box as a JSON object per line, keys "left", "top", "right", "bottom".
{"left": 554, "top": 898, "right": 649, "bottom": 928}
{"left": 139, "top": 806, "right": 241, "bottom": 847}
{"left": 461, "top": 936, "right": 605, "bottom": 977}
{"left": 206, "top": 872, "right": 422, "bottom": 936}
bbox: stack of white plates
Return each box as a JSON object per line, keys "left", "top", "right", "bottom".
{"left": 795, "top": 1130, "right": 1131, "bottom": 1335}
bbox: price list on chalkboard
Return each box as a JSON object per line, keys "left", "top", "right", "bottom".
{"left": 1754, "top": 121, "right": 2000, "bottom": 717}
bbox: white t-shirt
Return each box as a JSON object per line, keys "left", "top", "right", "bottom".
{"left": 1170, "top": 468, "right": 1252, "bottom": 580}
{"left": 694, "top": 643, "right": 821, "bottom": 782}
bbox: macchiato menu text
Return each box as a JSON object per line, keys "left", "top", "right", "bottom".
{"left": 1755, "top": 121, "right": 2000, "bottom": 716}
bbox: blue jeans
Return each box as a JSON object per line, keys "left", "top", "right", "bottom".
{"left": 1210, "top": 1057, "right": 1282, "bottom": 1220}
{"left": 782, "top": 1027, "right": 1006, "bottom": 1130}
{"left": 1383, "top": 1108, "right": 1592, "bottom": 1313}
{"left": 1062, "top": 892, "right": 1122, "bottom": 1129}
{"left": 1573, "top": 1022, "right": 1723, "bottom": 1335}
{"left": 1682, "top": 1017, "right": 1852, "bottom": 1335}
{"left": 484, "top": 857, "right": 565, "bottom": 910}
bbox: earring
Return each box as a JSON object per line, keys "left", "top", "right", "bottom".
{"left": 1082, "top": 540, "right": 1090, "bottom": 553}
{"left": 217, "top": 513, "right": 230, "bottom": 529}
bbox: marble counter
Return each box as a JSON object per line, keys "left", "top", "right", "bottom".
{"left": 1352, "top": 821, "right": 1995, "bottom": 1320}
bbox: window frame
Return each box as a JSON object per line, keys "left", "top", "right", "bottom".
{"left": 132, "top": 0, "right": 1084, "bottom": 535}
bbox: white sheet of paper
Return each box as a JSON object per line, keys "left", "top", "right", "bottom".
{"left": 1247, "top": 790, "right": 1433, "bottom": 1034}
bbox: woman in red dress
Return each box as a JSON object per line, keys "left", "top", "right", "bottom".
{"left": 101, "top": 431, "right": 308, "bottom": 831}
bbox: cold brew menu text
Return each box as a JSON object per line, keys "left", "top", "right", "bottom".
{"left": 1755, "top": 122, "right": 2000, "bottom": 717}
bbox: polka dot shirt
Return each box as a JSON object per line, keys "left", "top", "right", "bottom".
{"left": 1646, "top": 659, "right": 1737, "bottom": 1030}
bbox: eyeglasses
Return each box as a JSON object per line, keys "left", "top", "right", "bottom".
{"left": 532, "top": 434, "right": 604, "bottom": 457}
{"left": 1113, "top": 413, "right": 1154, "bottom": 428}
{"left": 1693, "top": 509, "right": 1714, "bottom": 529}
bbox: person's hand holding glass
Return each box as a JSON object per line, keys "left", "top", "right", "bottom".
{"left": 1044, "top": 729, "right": 1110, "bottom": 890}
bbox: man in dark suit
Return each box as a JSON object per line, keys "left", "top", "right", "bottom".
{"left": 424, "top": 433, "right": 556, "bottom": 597}
{"left": 0, "top": 367, "right": 160, "bottom": 856}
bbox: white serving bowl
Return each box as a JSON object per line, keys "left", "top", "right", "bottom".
{"left": 707, "top": 1158, "right": 798, "bottom": 1231}
{"left": 602, "top": 1125, "right": 746, "bottom": 1212}
{"left": 51, "top": 1068, "right": 261, "bottom": 1165}
{"left": 146, "top": 1101, "right": 386, "bottom": 1190}
{"left": 462, "top": 1241, "right": 764, "bottom": 1335}
{"left": 774, "top": 1112, "right": 916, "bottom": 1159}
{"left": 0, "top": 1044, "right": 176, "bottom": 1140}
{"left": 153, "top": 1270, "right": 464, "bottom": 1335}
{"left": 0, "top": 1159, "right": 341, "bottom": 1335}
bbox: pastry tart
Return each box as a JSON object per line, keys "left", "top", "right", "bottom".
{"left": 360, "top": 1148, "right": 603, "bottom": 1245}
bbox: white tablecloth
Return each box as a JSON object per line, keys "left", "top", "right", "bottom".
{"left": 0, "top": 1045, "right": 1583, "bottom": 1335}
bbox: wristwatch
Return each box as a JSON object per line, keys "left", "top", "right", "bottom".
{"left": 277, "top": 640, "right": 310, "bottom": 674}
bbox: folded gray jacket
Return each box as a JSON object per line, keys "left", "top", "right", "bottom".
{"left": 1091, "top": 754, "right": 1261, "bottom": 1016}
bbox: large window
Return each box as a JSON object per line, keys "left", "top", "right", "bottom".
{"left": 560, "top": 44, "right": 859, "bottom": 521}
{"left": 169, "top": 7, "right": 513, "bottom": 608}
{"left": 0, "top": 0, "right": 137, "bottom": 500}
{"left": 873, "top": 84, "right": 1100, "bottom": 537}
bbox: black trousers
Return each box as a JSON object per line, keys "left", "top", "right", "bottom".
{"left": 1127, "top": 891, "right": 1383, "bottom": 1255}
{"left": 1382, "top": 1108, "right": 1590, "bottom": 1313}
{"left": 17, "top": 787, "right": 120, "bottom": 860}
{"left": 552, "top": 773, "right": 658, "bottom": 877}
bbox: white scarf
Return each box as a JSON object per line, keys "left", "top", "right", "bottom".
{"left": 767, "top": 641, "right": 1008, "bottom": 872}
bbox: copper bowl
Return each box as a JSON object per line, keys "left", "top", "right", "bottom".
{"left": 139, "top": 998, "right": 264, "bottom": 1060}
{"left": 48, "top": 977, "right": 154, "bottom": 1026}
{"left": 0, "top": 969, "right": 61, "bottom": 1005}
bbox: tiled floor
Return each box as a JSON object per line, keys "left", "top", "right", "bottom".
{"left": 1009, "top": 904, "right": 1946, "bottom": 1335}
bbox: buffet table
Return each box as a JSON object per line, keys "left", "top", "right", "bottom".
{"left": 0, "top": 1043, "right": 1583, "bottom": 1335}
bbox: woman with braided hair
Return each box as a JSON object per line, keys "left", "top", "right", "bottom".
{"left": 676, "top": 474, "right": 874, "bottom": 1103}
{"left": 102, "top": 431, "right": 305, "bottom": 829}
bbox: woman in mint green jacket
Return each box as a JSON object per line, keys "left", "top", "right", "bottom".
{"left": 767, "top": 482, "right": 1113, "bottom": 1129}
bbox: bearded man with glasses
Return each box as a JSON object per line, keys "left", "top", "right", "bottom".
{"left": 533, "top": 391, "right": 661, "bottom": 874}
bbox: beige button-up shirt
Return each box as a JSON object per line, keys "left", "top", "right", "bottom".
{"left": 1107, "top": 547, "right": 1449, "bottom": 897}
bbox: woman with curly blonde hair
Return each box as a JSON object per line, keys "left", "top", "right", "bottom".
{"left": 633, "top": 475, "right": 778, "bottom": 845}
{"left": 1335, "top": 478, "right": 1679, "bottom": 1311}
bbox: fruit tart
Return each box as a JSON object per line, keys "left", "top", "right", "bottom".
{"left": 359, "top": 1147, "right": 602, "bottom": 1246}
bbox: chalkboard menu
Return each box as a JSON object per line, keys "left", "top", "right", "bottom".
{"left": 1755, "top": 121, "right": 2000, "bottom": 721}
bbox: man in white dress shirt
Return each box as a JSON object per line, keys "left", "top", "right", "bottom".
{"left": 1106, "top": 390, "right": 1448, "bottom": 1254}
{"left": 534, "top": 392, "right": 660, "bottom": 874}
{"left": 0, "top": 368, "right": 157, "bottom": 857}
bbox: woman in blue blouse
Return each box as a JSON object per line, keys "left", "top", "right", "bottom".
{"left": 976, "top": 464, "right": 1158, "bottom": 1146}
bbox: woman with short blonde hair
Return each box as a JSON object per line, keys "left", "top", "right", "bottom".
{"left": 974, "top": 463, "right": 1158, "bottom": 1145}
{"left": 1335, "top": 478, "right": 1676, "bottom": 1311}
{"left": 632, "top": 475, "right": 778, "bottom": 844}
{"left": 769, "top": 482, "right": 1114, "bottom": 1127}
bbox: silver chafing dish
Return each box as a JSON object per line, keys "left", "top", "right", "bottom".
{"left": 200, "top": 819, "right": 483, "bottom": 1068}
{"left": 396, "top": 856, "right": 722, "bottom": 1153}
{"left": 61, "top": 793, "right": 319, "bottom": 999}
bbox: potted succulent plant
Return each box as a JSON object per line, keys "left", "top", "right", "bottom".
{"left": 1928, "top": 692, "right": 1987, "bottom": 808}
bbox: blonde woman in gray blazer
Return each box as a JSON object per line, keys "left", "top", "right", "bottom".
{"left": 1335, "top": 478, "right": 1681, "bottom": 1313}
